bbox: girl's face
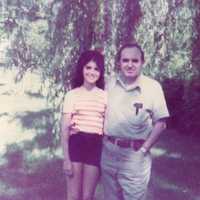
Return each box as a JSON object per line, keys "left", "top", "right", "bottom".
{"left": 83, "top": 60, "right": 101, "bottom": 86}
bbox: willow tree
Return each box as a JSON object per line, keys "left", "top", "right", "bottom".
{"left": 135, "top": 0, "right": 197, "bottom": 80}
{"left": 44, "top": 0, "right": 142, "bottom": 143}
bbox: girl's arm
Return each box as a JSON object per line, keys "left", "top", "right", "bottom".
{"left": 61, "top": 113, "right": 73, "bottom": 175}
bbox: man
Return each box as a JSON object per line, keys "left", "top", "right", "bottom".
{"left": 101, "top": 43, "right": 169, "bottom": 200}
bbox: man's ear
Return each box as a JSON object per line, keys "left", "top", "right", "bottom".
{"left": 141, "top": 60, "right": 145, "bottom": 67}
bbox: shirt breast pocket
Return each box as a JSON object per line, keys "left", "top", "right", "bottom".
{"left": 131, "top": 102, "right": 153, "bottom": 123}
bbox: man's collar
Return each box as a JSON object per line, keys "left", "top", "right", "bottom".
{"left": 116, "top": 73, "right": 143, "bottom": 91}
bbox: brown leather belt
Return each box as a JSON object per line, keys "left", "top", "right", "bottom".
{"left": 105, "top": 135, "right": 145, "bottom": 151}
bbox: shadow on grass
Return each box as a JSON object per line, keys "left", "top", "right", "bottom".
{"left": 0, "top": 156, "right": 66, "bottom": 200}
{"left": 1, "top": 92, "right": 12, "bottom": 96}
{"left": 147, "top": 130, "right": 200, "bottom": 200}
{"left": 1, "top": 129, "right": 200, "bottom": 200}
{"left": 14, "top": 109, "right": 55, "bottom": 149}
{"left": 0, "top": 113, "right": 8, "bottom": 118}
{"left": 15, "top": 109, "right": 53, "bottom": 131}
{"left": 0, "top": 107, "right": 68, "bottom": 199}
{"left": 25, "top": 91, "right": 44, "bottom": 99}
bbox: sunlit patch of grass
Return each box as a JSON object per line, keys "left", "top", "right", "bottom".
{"left": 29, "top": 148, "right": 51, "bottom": 162}
{"left": 167, "top": 152, "right": 182, "bottom": 159}
{"left": 155, "top": 176, "right": 184, "bottom": 191}
{"left": 0, "top": 181, "right": 17, "bottom": 197}
{"left": 0, "top": 155, "right": 7, "bottom": 166}
{"left": 151, "top": 147, "right": 167, "bottom": 157}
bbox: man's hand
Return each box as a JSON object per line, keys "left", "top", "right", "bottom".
{"left": 141, "top": 119, "right": 167, "bottom": 152}
{"left": 139, "top": 146, "right": 148, "bottom": 156}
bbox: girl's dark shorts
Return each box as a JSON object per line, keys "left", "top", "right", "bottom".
{"left": 68, "top": 132, "right": 103, "bottom": 168}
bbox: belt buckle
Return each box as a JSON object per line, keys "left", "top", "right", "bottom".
{"left": 114, "top": 138, "right": 121, "bottom": 146}
{"left": 116, "top": 139, "right": 130, "bottom": 148}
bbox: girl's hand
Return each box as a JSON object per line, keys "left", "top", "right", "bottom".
{"left": 69, "top": 122, "right": 80, "bottom": 134}
{"left": 63, "top": 159, "right": 73, "bottom": 177}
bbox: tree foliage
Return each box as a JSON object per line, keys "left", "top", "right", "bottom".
{"left": 135, "top": 0, "right": 197, "bottom": 80}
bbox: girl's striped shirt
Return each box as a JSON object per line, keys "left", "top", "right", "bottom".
{"left": 63, "top": 86, "right": 107, "bottom": 135}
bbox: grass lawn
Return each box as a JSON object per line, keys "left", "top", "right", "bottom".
{"left": 0, "top": 69, "right": 199, "bottom": 200}
{"left": 0, "top": 130, "right": 199, "bottom": 200}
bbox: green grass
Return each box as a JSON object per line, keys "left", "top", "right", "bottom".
{"left": 0, "top": 130, "right": 200, "bottom": 200}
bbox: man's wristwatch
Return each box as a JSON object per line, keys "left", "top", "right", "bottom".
{"left": 140, "top": 147, "right": 148, "bottom": 154}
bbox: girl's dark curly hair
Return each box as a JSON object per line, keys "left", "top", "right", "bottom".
{"left": 71, "top": 50, "right": 105, "bottom": 89}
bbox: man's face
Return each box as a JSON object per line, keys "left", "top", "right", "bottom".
{"left": 119, "top": 47, "right": 144, "bottom": 81}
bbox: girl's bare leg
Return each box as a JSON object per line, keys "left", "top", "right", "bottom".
{"left": 66, "top": 162, "right": 83, "bottom": 200}
{"left": 82, "top": 164, "right": 100, "bottom": 200}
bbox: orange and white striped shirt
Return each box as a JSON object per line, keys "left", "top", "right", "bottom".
{"left": 63, "top": 86, "right": 107, "bottom": 135}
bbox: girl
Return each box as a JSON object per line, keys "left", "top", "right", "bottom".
{"left": 61, "top": 50, "right": 107, "bottom": 200}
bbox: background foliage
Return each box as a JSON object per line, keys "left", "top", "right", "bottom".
{"left": 0, "top": 0, "right": 200, "bottom": 199}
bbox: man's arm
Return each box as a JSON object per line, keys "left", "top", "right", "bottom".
{"left": 140, "top": 118, "right": 167, "bottom": 154}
